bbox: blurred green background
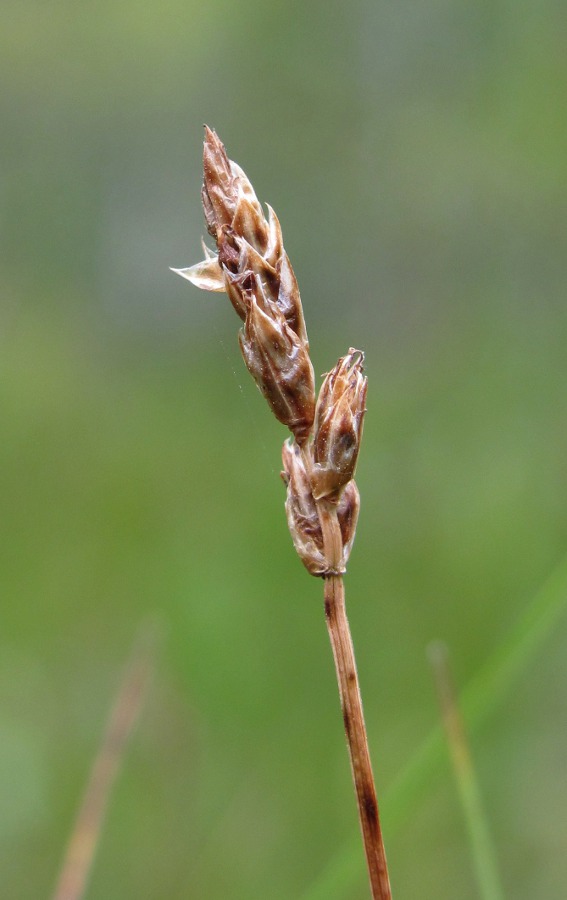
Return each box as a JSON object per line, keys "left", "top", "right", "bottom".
{"left": 2, "top": 0, "right": 567, "bottom": 897}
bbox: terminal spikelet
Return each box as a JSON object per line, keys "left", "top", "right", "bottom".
{"left": 173, "top": 127, "right": 313, "bottom": 445}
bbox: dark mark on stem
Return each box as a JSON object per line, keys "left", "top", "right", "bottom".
{"left": 362, "top": 787, "right": 379, "bottom": 829}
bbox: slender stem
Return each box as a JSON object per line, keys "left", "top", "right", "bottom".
{"left": 318, "top": 500, "right": 392, "bottom": 900}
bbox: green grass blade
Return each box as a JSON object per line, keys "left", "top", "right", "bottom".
{"left": 456, "top": 768, "right": 505, "bottom": 900}
{"left": 301, "top": 552, "right": 567, "bottom": 900}
{"left": 429, "top": 640, "right": 505, "bottom": 900}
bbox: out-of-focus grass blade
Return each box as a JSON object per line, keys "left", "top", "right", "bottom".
{"left": 429, "top": 641, "right": 505, "bottom": 900}
{"left": 52, "top": 622, "right": 158, "bottom": 900}
{"left": 301, "top": 552, "right": 567, "bottom": 900}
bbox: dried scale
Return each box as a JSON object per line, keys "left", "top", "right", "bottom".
{"left": 173, "top": 128, "right": 392, "bottom": 900}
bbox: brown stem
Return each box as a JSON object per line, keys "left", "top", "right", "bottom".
{"left": 318, "top": 501, "right": 392, "bottom": 900}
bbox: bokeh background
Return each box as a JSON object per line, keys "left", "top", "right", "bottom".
{"left": 2, "top": 1, "right": 567, "bottom": 897}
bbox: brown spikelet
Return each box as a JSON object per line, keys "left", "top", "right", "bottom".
{"left": 311, "top": 349, "right": 368, "bottom": 501}
{"left": 281, "top": 440, "right": 360, "bottom": 575}
{"left": 173, "top": 126, "right": 314, "bottom": 445}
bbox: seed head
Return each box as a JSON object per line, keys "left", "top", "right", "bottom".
{"left": 172, "top": 127, "right": 314, "bottom": 443}
{"left": 311, "top": 349, "right": 368, "bottom": 501}
{"left": 282, "top": 441, "right": 360, "bottom": 576}
{"left": 172, "top": 130, "right": 368, "bottom": 577}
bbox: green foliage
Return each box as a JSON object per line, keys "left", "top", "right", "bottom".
{"left": 2, "top": 1, "right": 567, "bottom": 897}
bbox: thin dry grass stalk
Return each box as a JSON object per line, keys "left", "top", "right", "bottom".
{"left": 52, "top": 625, "right": 156, "bottom": 900}
{"left": 173, "top": 127, "right": 392, "bottom": 899}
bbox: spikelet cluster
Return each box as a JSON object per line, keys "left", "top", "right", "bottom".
{"left": 173, "top": 128, "right": 367, "bottom": 575}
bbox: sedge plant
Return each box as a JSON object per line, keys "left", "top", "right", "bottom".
{"left": 172, "top": 128, "right": 392, "bottom": 900}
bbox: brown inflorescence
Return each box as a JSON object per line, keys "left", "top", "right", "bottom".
{"left": 172, "top": 128, "right": 367, "bottom": 575}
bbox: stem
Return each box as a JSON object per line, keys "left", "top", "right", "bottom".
{"left": 318, "top": 500, "right": 392, "bottom": 900}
